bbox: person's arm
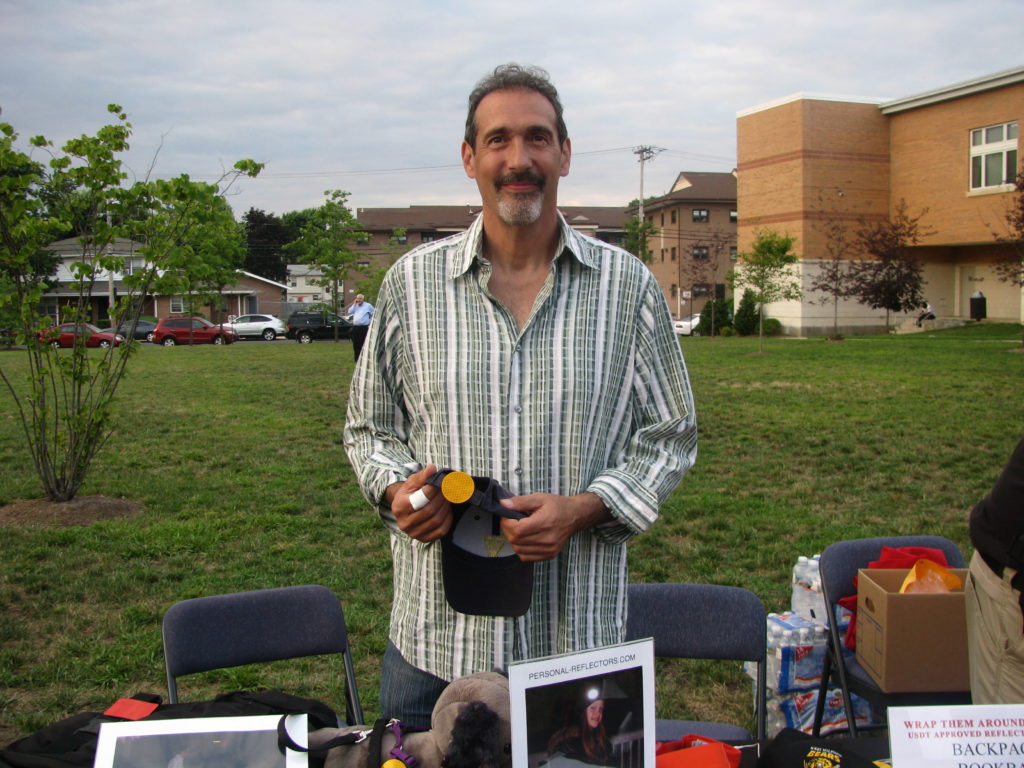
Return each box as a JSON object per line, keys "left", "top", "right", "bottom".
{"left": 343, "top": 279, "right": 422, "bottom": 523}
{"left": 580, "top": 276, "right": 697, "bottom": 542}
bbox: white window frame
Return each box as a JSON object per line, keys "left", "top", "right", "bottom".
{"left": 970, "top": 120, "right": 1018, "bottom": 192}
{"left": 692, "top": 209, "right": 709, "bottom": 223}
{"left": 692, "top": 245, "right": 710, "bottom": 260}
{"left": 170, "top": 296, "right": 184, "bottom": 314}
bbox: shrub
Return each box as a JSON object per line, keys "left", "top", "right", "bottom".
{"left": 763, "top": 318, "right": 783, "bottom": 336}
{"left": 719, "top": 326, "right": 736, "bottom": 337}
{"left": 697, "top": 298, "right": 732, "bottom": 336}
{"left": 733, "top": 291, "right": 759, "bottom": 336}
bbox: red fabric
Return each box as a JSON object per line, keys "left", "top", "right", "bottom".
{"left": 837, "top": 546, "right": 950, "bottom": 650}
{"left": 656, "top": 736, "right": 741, "bottom": 768}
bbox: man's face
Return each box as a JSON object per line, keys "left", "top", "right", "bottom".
{"left": 461, "top": 88, "right": 571, "bottom": 227}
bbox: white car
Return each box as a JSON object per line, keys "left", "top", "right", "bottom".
{"left": 226, "top": 314, "right": 288, "bottom": 341}
{"left": 673, "top": 313, "right": 702, "bottom": 336}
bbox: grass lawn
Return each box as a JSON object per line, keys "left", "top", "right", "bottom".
{"left": 0, "top": 323, "right": 1021, "bottom": 743}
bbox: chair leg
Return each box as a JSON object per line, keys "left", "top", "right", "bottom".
{"left": 811, "top": 649, "right": 832, "bottom": 736}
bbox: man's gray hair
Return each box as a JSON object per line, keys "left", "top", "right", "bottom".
{"left": 464, "top": 63, "right": 568, "bottom": 149}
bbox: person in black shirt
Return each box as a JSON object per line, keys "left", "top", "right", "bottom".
{"left": 966, "top": 437, "right": 1024, "bottom": 703}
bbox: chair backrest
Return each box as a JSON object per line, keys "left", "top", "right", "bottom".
{"left": 818, "top": 535, "right": 966, "bottom": 608}
{"left": 626, "top": 583, "right": 767, "bottom": 740}
{"left": 162, "top": 584, "right": 363, "bottom": 724}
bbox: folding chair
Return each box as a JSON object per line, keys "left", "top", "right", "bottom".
{"left": 626, "top": 583, "right": 767, "bottom": 743}
{"left": 811, "top": 535, "right": 970, "bottom": 737}
{"left": 162, "top": 584, "right": 364, "bottom": 725}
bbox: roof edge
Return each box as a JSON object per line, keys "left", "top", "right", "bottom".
{"left": 737, "top": 92, "right": 888, "bottom": 119}
{"left": 880, "top": 65, "right": 1024, "bottom": 114}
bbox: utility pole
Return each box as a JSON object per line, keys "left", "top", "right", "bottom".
{"left": 633, "top": 145, "right": 664, "bottom": 221}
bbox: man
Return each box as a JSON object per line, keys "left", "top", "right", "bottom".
{"left": 966, "top": 436, "right": 1024, "bottom": 703}
{"left": 345, "top": 294, "right": 374, "bottom": 360}
{"left": 344, "top": 63, "right": 696, "bottom": 726}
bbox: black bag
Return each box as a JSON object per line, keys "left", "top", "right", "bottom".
{"left": 0, "top": 690, "right": 338, "bottom": 768}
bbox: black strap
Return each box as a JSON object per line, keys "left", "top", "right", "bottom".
{"left": 276, "top": 715, "right": 364, "bottom": 755}
{"left": 366, "top": 718, "right": 392, "bottom": 768}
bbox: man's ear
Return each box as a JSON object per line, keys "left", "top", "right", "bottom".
{"left": 560, "top": 137, "right": 572, "bottom": 178}
{"left": 461, "top": 141, "right": 476, "bottom": 179}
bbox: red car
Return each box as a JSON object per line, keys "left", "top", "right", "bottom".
{"left": 39, "top": 322, "right": 124, "bottom": 349}
{"left": 152, "top": 316, "right": 239, "bottom": 346}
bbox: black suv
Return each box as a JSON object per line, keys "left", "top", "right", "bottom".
{"left": 286, "top": 311, "right": 354, "bottom": 343}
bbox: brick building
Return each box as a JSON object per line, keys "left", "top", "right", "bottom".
{"left": 737, "top": 66, "right": 1023, "bottom": 335}
{"left": 632, "top": 171, "right": 738, "bottom": 318}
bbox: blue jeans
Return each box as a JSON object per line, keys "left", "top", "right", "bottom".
{"left": 379, "top": 641, "right": 449, "bottom": 728}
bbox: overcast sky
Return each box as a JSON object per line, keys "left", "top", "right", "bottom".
{"left": 2, "top": 0, "right": 1020, "bottom": 220}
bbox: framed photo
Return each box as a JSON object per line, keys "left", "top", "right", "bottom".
{"left": 508, "top": 639, "right": 655, "bottom": 768}
{"left": 94, "top": 714, "right": 309, "bottom": 768}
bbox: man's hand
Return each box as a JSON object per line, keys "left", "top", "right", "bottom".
{"left": 384, "top": 464, "right": 453, "bottom": 543}
{"left": 498, "top": 492, "right": 611, "bottom": 562}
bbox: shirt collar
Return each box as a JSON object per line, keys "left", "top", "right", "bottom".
{"left": 450, "top": 210, "right": 601, "bottom": 279}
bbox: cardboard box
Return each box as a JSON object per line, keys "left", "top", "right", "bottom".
{"left": 854, "top": 568, "right": 969, "bottom": 693}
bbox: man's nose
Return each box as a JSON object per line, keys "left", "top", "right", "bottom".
{"left": 506, "top": 137, "right": 531, "bottom": 170}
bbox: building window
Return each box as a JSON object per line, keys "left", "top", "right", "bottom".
{"left": 671, "top": 210, "right": 677, "bottom": 224}
{"left": 396, "top": 234, "right": 408, "bottom": 245}
{"left": 660, "top": 213, "right": 664, "bottom": 226}
{"left": 123, "top": 257, "right": 145, "bottom": 275}
{"left": 289, "top": 279, "right": 297, "bottom": 287}
{"left": 170, "top": 296, "right": 184, "bottom": 313}
{"left": 730, "top": 210, "right": 738, "bottom": 224}
{"left": 357, "top": 260, "right": 370, "bottom": 269}
{"left": 971, "top": 121, "right": 1018, "bottom": 190}
{"left": 671, "top": 247, "right": 677, "bottom": 261}
{"left": 729, "top": 246, "right": 738, "bottom": 260}
{"left": 693, "top": 283, "right": 711, "bottom": 297}
{"left": 422, "top": 233, "right": 436, "bottom": 243}
{"left": 692, "top": 209, "right": 709, "bottom": 223}
{"left": 671, "top": 283, "right": 678, "bottom": 297}
{"left": 692, "top": 245, "right": 710, "bottom": 260}
{"left": 660, "top": 248, "right": 667, "bottom": 262}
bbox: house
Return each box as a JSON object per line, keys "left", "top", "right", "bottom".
{"left": 737, "top": 66, "right": 1023, "bottom": 336}
{"left": 42, "top": 237, "right": 288, "bottom": 324}
{"left": 629, "top": 171, "right": 738, "bottom": 318}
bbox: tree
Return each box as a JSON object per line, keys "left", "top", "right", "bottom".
{"left": 849, "top": 199, "right": 932, "bottom": 332}
{"left": 727, "top": 229, "right": 802, "bottom": 352}
{"left": 689, "top": 228, "right": 730, "bottom": 335}
{"left": 992, "top": 172, "right": 1024, "bottom": 287}
{"left": 283, "top": 189, "right": 363, "bottom": 341}
{"left": 696, "top": 297, "right": 731, "bottom": 336}
{"left": 624, "top": 217, "right": 657, "bottom": 263}
{"left": 808, "top": 195, "right": 859, "bottom": 340}
{"left": 242, "top": 208, "right": 290, "bottom": 283}
{"left": 0, "top": 105, "right": 261, "bottom": 502}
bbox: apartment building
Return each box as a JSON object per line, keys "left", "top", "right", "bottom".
{"left": 737, "top": 66, "right": 1023, "bottom": 335}
{"left": 632, "top": 171, "right": 738, "bottom": 318}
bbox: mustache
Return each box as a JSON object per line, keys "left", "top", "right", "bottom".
{"left": 494, "top": 170, "right": 545, "bottom": 191}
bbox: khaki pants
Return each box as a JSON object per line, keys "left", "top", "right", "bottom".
{"left": 966, "top": 550, "right": 1024, "bottom": 703}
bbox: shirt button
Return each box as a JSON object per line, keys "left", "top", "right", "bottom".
{"left": 514, "top": 467, "right": 523, "bottom": 475}
{"left": 514, "top": 405, "right": 522, "bottom": 414}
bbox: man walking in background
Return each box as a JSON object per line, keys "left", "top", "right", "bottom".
{"left": 345, "top": 293, "right": 374, "bottom": 360}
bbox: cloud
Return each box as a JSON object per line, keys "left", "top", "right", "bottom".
{"left": 1, "top": 0, "right": 1020, "bottom": 216}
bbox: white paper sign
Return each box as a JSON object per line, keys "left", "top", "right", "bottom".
{"left": 508, "top": 639, "right": 655, "bottom": 768}
{"left": 889, "top": 704, "right": 1024, "bottom": 767}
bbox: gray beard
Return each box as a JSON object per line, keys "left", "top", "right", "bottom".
{"left": 497, "top": 191, "right": 544, "bottom": 226}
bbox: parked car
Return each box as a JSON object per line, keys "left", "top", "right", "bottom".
{"left": 225, "top": 313, "right": 288, "bottom": 341}
{"left": 673, "top": 313, "right": 702, "bottom": 336}
{"left": 39, "top": 322, "right": 124, "bottom": 348}
{"left": 98, "top": 319, "right": 157, "bottom": 343}
{"left": 286, "top": 311, "right": 354, "bottom": 343}
{"left": 152, "top": 316, "right": 239, "bottom": 346}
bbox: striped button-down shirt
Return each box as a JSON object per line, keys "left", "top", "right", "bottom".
{"left": 344, "top": 212, "right": 697, "bottom": 681}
